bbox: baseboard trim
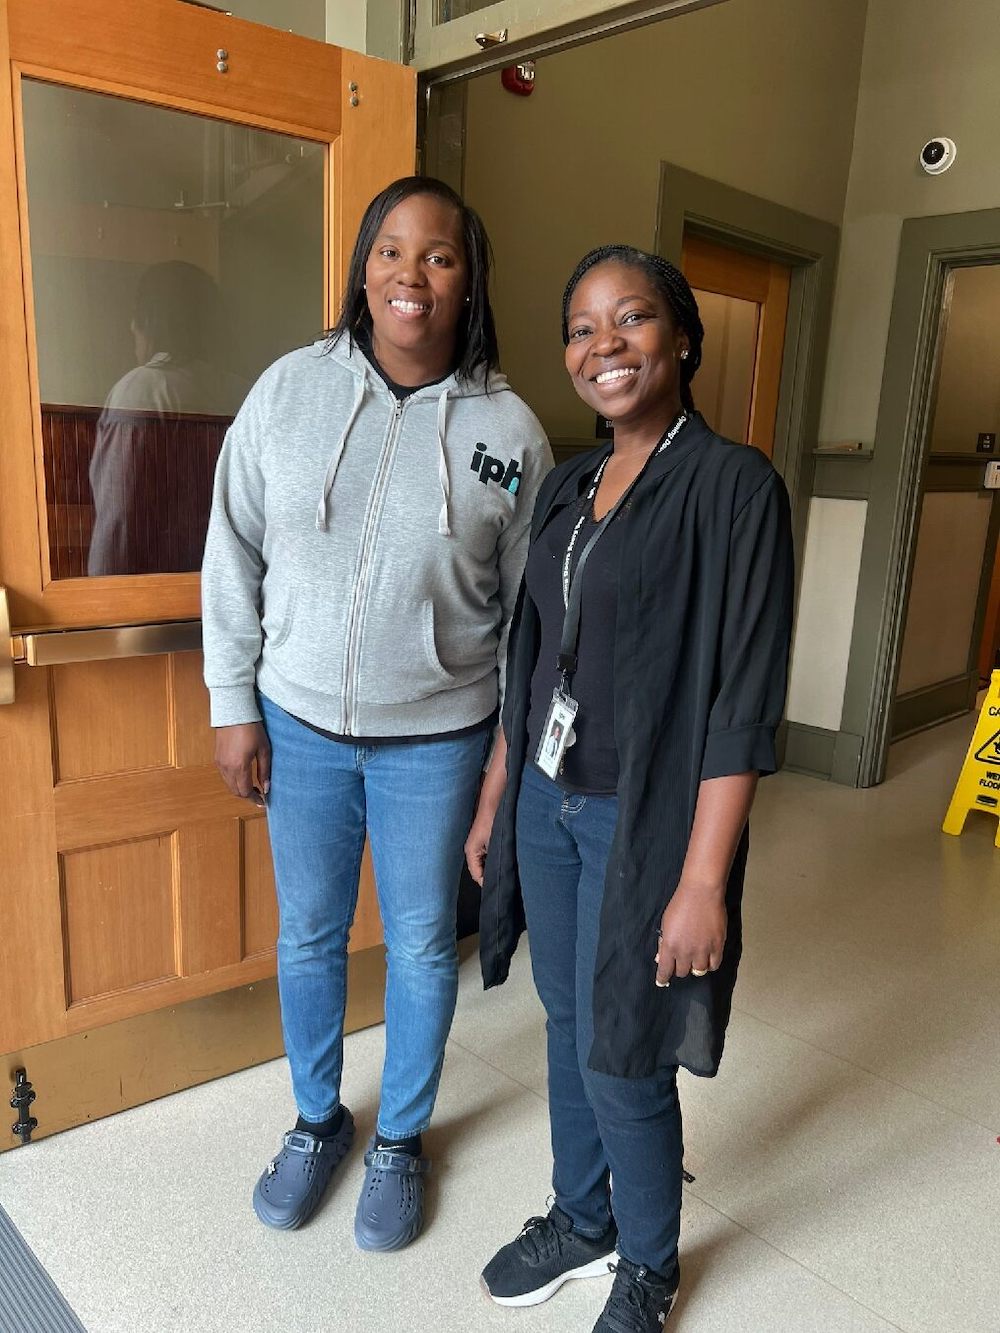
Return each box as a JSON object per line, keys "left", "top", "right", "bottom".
{"left": 779, "top": 721, "right": 864, "bottom": 786}
{"left": 892, "top": 675, "right": 975, "bottom": 740}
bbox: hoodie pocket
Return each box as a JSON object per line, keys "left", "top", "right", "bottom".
{"left": 262, "top": 586, "right": 298, "bottom": 650}
{"left": 355, "top": 598, "right": 458, "bottom": 705}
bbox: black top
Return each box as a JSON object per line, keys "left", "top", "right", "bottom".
{"left": 479, "top": 414, "right": 795, "bottom": 1081}
{"left": 356, "top": 324, "right": 452, "bottom": 401}
{"left": 525, "top": 484, "right": 624, "bottom": 793}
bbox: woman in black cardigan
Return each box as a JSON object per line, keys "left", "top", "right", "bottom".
{"left": 467, "top": 246, "right": 794, "bottom": 1332}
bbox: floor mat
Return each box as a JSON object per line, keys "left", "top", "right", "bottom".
{"left": 0, "top": 1203, "right": 87, "bottom": 1333}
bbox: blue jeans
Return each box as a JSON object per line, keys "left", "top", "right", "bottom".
{"left": 261, "top": 696, "right": 488, "bottom": 1140}
{"left": 517, "top": 763, "right": 684, "bottom": 1275}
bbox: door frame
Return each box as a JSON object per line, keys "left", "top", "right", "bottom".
{"left": 842, "top": 211, "right": 1000, "bottom": 787}
{"left": 656, "top": 164, "right": 841, "bottom": 570}
{"left": 403, "top": 0, "right": 730, "bottom": 83}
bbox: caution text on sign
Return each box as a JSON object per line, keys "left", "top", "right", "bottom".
{"left": 943, "top": 670, "right": 1000, "bottom": 847}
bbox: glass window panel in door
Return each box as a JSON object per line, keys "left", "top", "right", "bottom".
{"left": 20, "top": 79, "right": 325, "bottom": 578}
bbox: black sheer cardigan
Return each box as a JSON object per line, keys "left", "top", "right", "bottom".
{"left": 479, "top": 413, "right": 794, "bottom": 1079}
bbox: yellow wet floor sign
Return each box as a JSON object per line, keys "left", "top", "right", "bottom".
{"left": 943, "top": 670, "right": 1000, "bottom": 846}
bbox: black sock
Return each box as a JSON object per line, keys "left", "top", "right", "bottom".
{"left": 374, "top": 1132, "right": 422, "bottom": 1157}
{"left": 296, "top": 1106, "right": 345, "bottom": 1139}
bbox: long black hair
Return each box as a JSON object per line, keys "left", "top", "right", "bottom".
{"left": 327, "top": 176, "right": 500, "bottom": 383}
{"left": 561, "top": 245, "right": 704, "bottom": 412}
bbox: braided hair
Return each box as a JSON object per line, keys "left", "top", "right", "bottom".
{"left": 561, "top": 245, "right": 704, "bottom": 412}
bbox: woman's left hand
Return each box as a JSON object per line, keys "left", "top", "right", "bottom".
{"left": 654, "top": 880, "right": 727, "bottom": 987}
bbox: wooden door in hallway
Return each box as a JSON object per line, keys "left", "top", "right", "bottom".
{"left": 0, "top": 0, "right": 414, "bottom": 1148}
{"left": 681, "top": 232, "right": 791, "bottom": 457}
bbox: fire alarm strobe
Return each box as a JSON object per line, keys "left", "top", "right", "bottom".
{"left": 501, "top": 62, "right": 536, "bottom": 97}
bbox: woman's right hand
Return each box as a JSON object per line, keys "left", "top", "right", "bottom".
{"left": 215, "top": 722, "right": 271, "bottom": 808}
{"left": 464, "top": 800, "right": 497, "bottom": 887}
{"left": 464, "top": 730, "right": 509, "bottom": 886}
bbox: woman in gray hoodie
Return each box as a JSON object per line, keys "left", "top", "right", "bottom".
{"left": 201, "top": 177, "right": 551, "bottom": 1251}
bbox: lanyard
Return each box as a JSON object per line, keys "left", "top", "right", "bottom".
{"left": 557, "top": 412, "right": 687, "bottom": 686}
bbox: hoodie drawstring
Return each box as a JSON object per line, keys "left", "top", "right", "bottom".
{"left": 436, "top": 387, "right": 452, "bottom": 537}
{"left": 315, "top": 365, "right": 368, "bottom": 531}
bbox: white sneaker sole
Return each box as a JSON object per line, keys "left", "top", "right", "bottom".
{"left": 482, "top": 1253, "right": 615, "bottom": 1307}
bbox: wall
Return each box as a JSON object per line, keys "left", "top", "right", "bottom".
{"left": 462, "top": 0, "right": 870, "bottom": 439}
{"left": 800, "top": 0, "right": 1000, "bottom": 757}
{"left": 226, "top": 0, "right": 327, "bottom": 41}
{"left": 820, "top": 0, "right": 1000, "bottom": 449}
{"left": 325, "top": 0, "right": 368, "bottom": 51}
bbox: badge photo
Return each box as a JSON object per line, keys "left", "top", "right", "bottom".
{"left": 535, "top": 689, "right": 579, "bottom": 780}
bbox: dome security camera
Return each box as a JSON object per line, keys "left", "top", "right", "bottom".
{"left": 919, "top": 138, "right": 957, "bottom": 175}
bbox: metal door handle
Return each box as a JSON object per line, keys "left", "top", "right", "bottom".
{"left": 9, "top": 618, "right": 202, "bottom": 670}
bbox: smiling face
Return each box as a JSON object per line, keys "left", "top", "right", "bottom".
{"left": 564, "top": 261, "right": 690, "bottom": 441}
{"left": 364, "top": 192, "right": 469, "bottom": 384}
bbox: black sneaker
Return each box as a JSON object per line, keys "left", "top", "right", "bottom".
{"left": 481, "top": 1205, "right": 617, "bottom": 1307}
{"left": 592, "top": 1257, "right": 679, "bottom": 1332}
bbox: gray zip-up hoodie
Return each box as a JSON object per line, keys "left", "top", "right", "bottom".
{"left": 201, "top": 336, "right": 552, "bottom": 736}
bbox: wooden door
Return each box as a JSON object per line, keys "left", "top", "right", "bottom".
{"left": 682, "top": 232, "right": 791, "bottom": 458}
{"left": 977, "top": 542, "right": 1000, "bottom": 684}
{"left": 0, "top": 0, "right": 415, "bottom": 1148}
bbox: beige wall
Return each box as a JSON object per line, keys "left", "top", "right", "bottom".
{"left": 820, "top": 0, "right": 1000, "bottom": 446}
{"left": 463, "top": 0, "right": 869, "bottom": 438}
{"left": 226, "top": 0, "right": 327, "bottom": 41}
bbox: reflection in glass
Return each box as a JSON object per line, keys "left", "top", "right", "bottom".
{"left": 21, "top": 79, "right": 324, "bottom": 578}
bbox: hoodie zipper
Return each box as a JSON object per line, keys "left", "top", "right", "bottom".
{"left": 341, "top": 395, "right": 406, "bottom": 735}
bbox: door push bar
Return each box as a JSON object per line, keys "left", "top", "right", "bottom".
{"left": 1, "top": 589, "right": 201, "bottom": 704}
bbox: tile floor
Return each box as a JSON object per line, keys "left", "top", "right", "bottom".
{"left": 2, "top": 711, "right": 999, "bottom": 1332}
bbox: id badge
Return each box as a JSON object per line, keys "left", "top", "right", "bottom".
{"left": 535, "top": 688, "right": 579, "bottom": 779}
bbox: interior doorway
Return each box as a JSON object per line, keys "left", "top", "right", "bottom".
{"left": 681, "top": 232, "right": 792, "bottom": 458}
{"left": 891, "top": 263, "right": 1000, "bottom": 740}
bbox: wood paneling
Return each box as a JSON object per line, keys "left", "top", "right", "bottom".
{"left": 242, "top": 816, "right": 279, "bottom": 960}
{"left": 52, "top": 657, "right": 171, "bottom": 781}
{"left": 42, "top": 405, "right": 227, "bottom": 581}
{"left": 337, "top": 49, "right": 417, "bottom": 302}
{"left": 54, "top": 762, "right": 242, "bottom": 851}
{"left": 177, "top": 820, "right": 241, "bottom": 976}
{"left": 170, "top": 652, "right": 215, "bottom": 768}
{"left": 8, "top": 0, "right": 343, "bottom": 139}
{"left": 0, "top": 0, "right": 44, "bottom": 613}
{"left": 978, "top": 540, "right": 1000, "bottom": 681}
{"left": 0, "top": 664, "right": 69, "bottom": 1052}
{"left": 62, "top": 836, "right": 177, "bottom": 1003}
{"left": 682, "top": 232, "right": 791, "bottom": 459}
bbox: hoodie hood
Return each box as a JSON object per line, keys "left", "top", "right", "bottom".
{"left": 314, "top": 336, "right": 511, "bottom": 536}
